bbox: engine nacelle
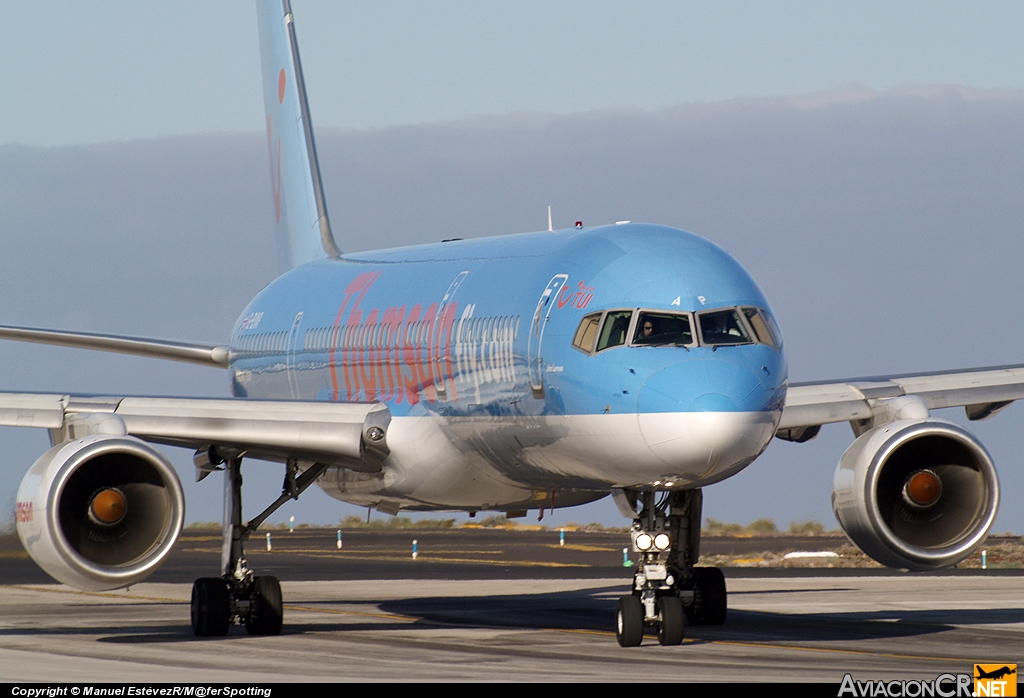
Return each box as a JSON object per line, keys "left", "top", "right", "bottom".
{"left": 16, "top": 435, "right": 185, "bottom": 590}
{"left": 832, "top": 419, "right": 999, "bottom": 571}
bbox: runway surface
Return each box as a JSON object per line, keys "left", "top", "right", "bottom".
{"left": 5, "top": 528, "right": 1019, "bottom": 585}
{"left": 2, "top": 530, "right": 1022, "bottom": 682}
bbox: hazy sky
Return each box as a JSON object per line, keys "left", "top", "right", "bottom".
{"left": 3, "top": 2, "right": 1024, "bottom": 536}
{"left": 4, "top": 1, "right": 1024, "bottom": 145}
{"left": 4, "top": 89, "right": 1024, "bottom": 533}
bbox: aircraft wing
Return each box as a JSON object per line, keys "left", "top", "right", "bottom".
{"left": 0, "top": 324, "right": 231, "bottom": 367}
{"left": 0, "top": 325, "right": 394, "bottom": 467}
{"left": 0, "top": 392, "right": 390, "bottom": 471}
{"left": 777, "top": 363, "right": 1024, "bottom": 441}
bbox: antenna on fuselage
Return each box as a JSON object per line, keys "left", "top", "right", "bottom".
{"left": 547, "top": 205, "right": 553, "bottom": 232}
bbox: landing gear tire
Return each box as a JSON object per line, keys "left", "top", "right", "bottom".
{"left": 245, "top": 575, "right": 283, "bottom": 636}
{"left": 657, "top": 596, "right": 684, "bottom": 645}
{"left": 686, "top": 567, "right": 727, "bottom": 626}
{"left": 616, "top": 595, "right": 644, "bottom": 647}
{"left": 191, "top": 577, "right": 231, "bottom": 637}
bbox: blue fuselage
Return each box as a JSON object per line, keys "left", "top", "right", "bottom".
{"left": 227, "top": 223, "right": 787, "bottom": 510}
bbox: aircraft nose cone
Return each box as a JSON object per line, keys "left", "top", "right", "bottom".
{"left": 637, "top": 359, "right": 779, "bottom": 472}
{"left": 688, "top": 391, "right": 739, "bottom": 412}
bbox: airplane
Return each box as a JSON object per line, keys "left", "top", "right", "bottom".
{"left": 975, "top": 667, "right": 1017, "bottom": 681}
{"left": 5, "top": 0, "right": 1022, "bottom": 646}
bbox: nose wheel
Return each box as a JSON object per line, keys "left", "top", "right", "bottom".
{"left": 616, "top": 595, "right": 644, "bottom": 647}
{"left": 657, "top": 596, "right": 684, "bottom": 645}
{"left": 686, "top": 566, "right": 727, "bottom": 626}
{"left": 616, "top": 488, "right": 726, "bottom": 646}
{"left": 615, "top": 592, "right": 686, "bottom": 646}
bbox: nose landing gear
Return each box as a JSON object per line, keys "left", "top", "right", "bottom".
{"left": 686, "top": 566, "right": 727, "bottom": 626}
{"left": 615, "top": 488, "right": 726, "bottom": 647}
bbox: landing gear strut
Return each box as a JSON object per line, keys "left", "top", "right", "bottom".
{"left": 190, "top": 452, "right": 327, "bottom": 637}
{"left": 615, "top": 488, "right": 727, "bottom": 647}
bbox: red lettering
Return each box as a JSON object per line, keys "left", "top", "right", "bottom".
{"left": 329, "top": 272, "right": 374, "bottom": 400}
{"left": 330, "top": 272, "right": 380, "bottom": 400}
{"left": 359, "top": 309, "right": 380, "bottom": 400}
{"left": 557, "top": 284, "right": 573, "bottom": 309}
{"left": 557, "top": 280, "right": 595, "bottom": 310}
{"left": 15, "top": 501, "right": 32, "bottom": 524}
{"left": 420, "top": 303, "right": 437, "bottom": 403}
{"left": 381, "top": 305, "right": 406, "bottom": 402}
{"left": 401, "top": 304, "right": 422, "bottom": 404}
{"left": 380, "top": 322, "right": 390, "bottom": 399}
{"left": 329, "top": 281, "right": 472, "bottom": 406}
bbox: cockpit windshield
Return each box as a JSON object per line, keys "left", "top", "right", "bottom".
{"left": 633, "top": 312, "right": 693, "bottom": 346}
{"left": 596, "top": 310, "right": 632, "bottom": 352}
{"left": 571, "top": 305, "right": 781, "bottom": 354}
{"left": 697, "top": 309, "right": 752, "bottom": 346}
{"left": 571, "top": 313, "right": 602, "bottom": 353}
{"left": 741, "top": 307, "right": 782, "bottom": 349}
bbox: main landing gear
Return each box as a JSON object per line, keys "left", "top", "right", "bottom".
{"left": 615, "top": 488, "right": 727, "bottom": 647}
{"left": 190, "top": 452, "right": 328, "bottom": 637}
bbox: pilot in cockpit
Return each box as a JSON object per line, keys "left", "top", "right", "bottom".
{"left": 635, "top": 319, "right": 656, "bottom": 344}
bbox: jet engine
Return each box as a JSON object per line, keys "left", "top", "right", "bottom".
{"left": 832, "top": 419, "right": 999, "bottom": 571}
{"left": 16, "top": 434, "right": 185, "bottom": 590}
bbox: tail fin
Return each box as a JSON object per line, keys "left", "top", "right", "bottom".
{"left": 256, "top": 0, "right": 341, "bottom": 272}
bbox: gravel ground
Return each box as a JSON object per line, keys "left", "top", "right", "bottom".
{"left": 699, "top": 535, "right": 1024, "bottom": 569}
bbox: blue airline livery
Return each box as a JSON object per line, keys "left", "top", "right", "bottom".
{"left": 3, "top": 0, "right": 1020, "bottom": 645}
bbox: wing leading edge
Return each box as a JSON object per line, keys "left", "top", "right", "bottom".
{"left": 0, "top": 392, "right": 390, "bottom": 471}
{"left": 0, "top": 324, "right": 231, "bottom": 368}
{"left": 778, "top": 363, "right": 1024, "bottom": 441}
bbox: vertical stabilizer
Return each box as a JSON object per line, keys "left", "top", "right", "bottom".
{"left": 256, "top": 0, "right": 341, "bottom": 272}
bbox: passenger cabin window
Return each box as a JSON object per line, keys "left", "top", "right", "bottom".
{"left": 633, "top": 312, "right": 693, "bottom": 346}
{"left": 596, "top": 311, "right": 632, "bottom": 352}
{"left": 697, "top": 309, "right": 751, "bottom": 346}
{"left": 572, "top": 313, "right": 601, "bottom": 353}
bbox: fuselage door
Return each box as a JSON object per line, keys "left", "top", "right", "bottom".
{"left": 432, "top": 271, "right": 469, "bottom": 400}
{"left": 286, "top": 311, "right": 303, "bottom": 399}
{"left": 528, "top": 274, "right": 568, "bottom": 399}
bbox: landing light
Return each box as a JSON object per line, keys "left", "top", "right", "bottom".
{"left": 635, "top": 533, "right": 653, "bottom": 551}
{"left": 654, "top": 533, "right": 671, "bottom": 551}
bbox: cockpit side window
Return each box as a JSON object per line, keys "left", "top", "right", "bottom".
{"left": 697, "top": 309, "right": 752, "bottom": 346}
{"left": 741, "top": 307, "right": 782, "bottom": 349}
{"left": 633, "top": 312, "right": 694, "bottom": 346}
{"left": 595, "top": 310, "right": 633, "bottom": 352}
{"left": 571, "top": 312, "right": 602, "bottom": 354}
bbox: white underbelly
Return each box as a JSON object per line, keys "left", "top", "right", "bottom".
{"left": 316, "top": 410, "right": 779, "bottom": 510}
